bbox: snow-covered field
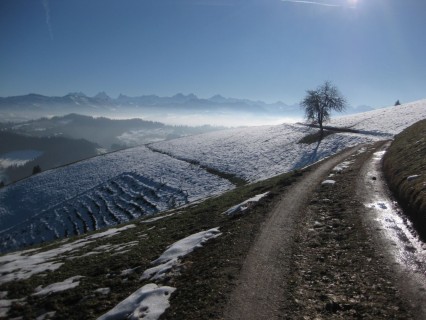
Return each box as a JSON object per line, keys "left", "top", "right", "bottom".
{"left": 0, "top": 147, "right": 233, "bottom": 252}
{"left": 150, "top": 124, "right": 372, "bottom": 182}
{"left": 151, "top": 99, "right": 426, "bottom": 182}
{"left": 0, "top": 99, "right": 425, "bottom": 253}
{"left": 329, "top": 99, "right": 426, "bottom": 135}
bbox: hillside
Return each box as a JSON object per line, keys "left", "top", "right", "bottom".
{"left": 0, "top": 100, "right": 425, "bottom": 253}
{"left": 151, "top": 99, "right": 426, "bottom": 182}
{"left": 0, "top": 99, "right": 425, "bottom": 319}
{"left": 0, "top": 146, "right": 233, "bottom": 253}
{"left": 383, "top": 119, "right": 426, "bottom": 239}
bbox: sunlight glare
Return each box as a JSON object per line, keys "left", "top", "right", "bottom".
{"left": 347, "top": 0, "right": 358, "bottom": 7}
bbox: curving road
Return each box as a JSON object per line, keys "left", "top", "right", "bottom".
{"left": 224, "top": 145, "right": 365, "bottom": 320}
{"left": 225, "top": 142, "right": 426, "bottom": 319}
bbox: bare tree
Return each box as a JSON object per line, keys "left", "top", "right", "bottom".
{"left": 301, "top": 81, "right": 347, "bottom": 137}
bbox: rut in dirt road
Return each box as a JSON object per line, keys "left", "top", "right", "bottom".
{"left": 224, "top": 145, "right": 365, "bottom": 320}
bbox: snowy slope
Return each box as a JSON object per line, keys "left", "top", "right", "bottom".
{"left": 151, "top": 100, "right": 426, "bottom": 182}
{"left": 150, "top": 124, "right": 380, "bottom": 182}
{"left": 0, "top": 146, "right": 233, "bottom": 252}
{"left": 0, "top": 100, "right": 425, "bottom": 253}
{"left": 330, "top": 99, "right": 426, "bottom": 135}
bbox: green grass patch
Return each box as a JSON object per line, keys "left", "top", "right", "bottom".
{"left": 383, "top": 119, "right": 426, "bottom": 240}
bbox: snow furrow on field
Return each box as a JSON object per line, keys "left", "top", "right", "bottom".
{"left": 0, "top": 145, "right": 233, "bottom": 252}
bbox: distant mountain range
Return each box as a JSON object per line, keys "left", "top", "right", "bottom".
{"left": 0, "top": 92, "right": 297, "bottom": 115}
{"left": 0, "top": 92, "right": 374, "bottom": 124}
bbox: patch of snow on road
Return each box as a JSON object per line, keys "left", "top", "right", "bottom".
{"left": 223, "top": 192, "right": 270, "bottom": 217}
{"left": 321, "top": 180, "right": 336, "bottom": 185}
{"left": 332, "top": 160, "right": 354, "bottom": 172}
{"left": 363, "top": 147, "right": 426, "bottom": 273}
{"left": 97, "top": 283, "right": 176, "bottom": 320}
{"left": 33, "top": 276, "right": 84, "bottom": 296}
{"left": 142, "top": 228, "right": 221, "bottom": 281}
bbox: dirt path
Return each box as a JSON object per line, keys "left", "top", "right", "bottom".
{"left": 224, "top": 145, "right": 365, "bottom": 320}
{"left": 225, "top": 142, "right": 425, "bottom": 319}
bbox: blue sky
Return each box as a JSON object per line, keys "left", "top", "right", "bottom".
{"left": 1, "top": 0, "right": 425, "bottom": 107}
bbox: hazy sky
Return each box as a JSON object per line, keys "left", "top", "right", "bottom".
{"left": 1, "top": 0, "right": 425, "bottom": 107}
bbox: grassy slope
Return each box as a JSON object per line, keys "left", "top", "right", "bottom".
{"left": 383, "top": 119, "right": 426, "bottom": 239}
{"left": 3, "top": 167, "right": 305, "bottom": 319}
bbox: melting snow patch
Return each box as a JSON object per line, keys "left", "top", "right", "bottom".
{"left": 407, "top": 175, "right": 421, "bottom": 181}
{"left": 373, "top": 151, "right": 386, "bottom": 161}
{"left": 332, "top": 160, "right": 354, "bottom": 172}
{"left": 0, "top": 297, "right": 26, "bottom": 317}
{"left": 142, "top": 228, "right": 221, "bottom": 281}
{"left": 35, "top": 311, "right": 56, "bottom": 320}
{"left": 85, "top": 224, "right": 136, "bottom": 240}
{"left": 121, "top": 268, "right": 138, "bottom": 277}
{"left": 0, "top": 225, "right": 136, "bottom": 285}
{"left": 32, "top": 276, "right": 84, "bottom": 296}
{"left": 97, "top": 283, "right": 176, "bottom": 320}
{"left": 141, "top": 212, "right": 177, "bottom": 223}
{"left": 223, "top": 192, "right": 270, "bottom": 217}
{"left": 95, "top": 288, "right": 111, "bottom": 295}
{"left": 357, "top": 147, "right": 367, "bottom": 154}
{"left": 321, "top": 180, "right": 336, "bottom": 185}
